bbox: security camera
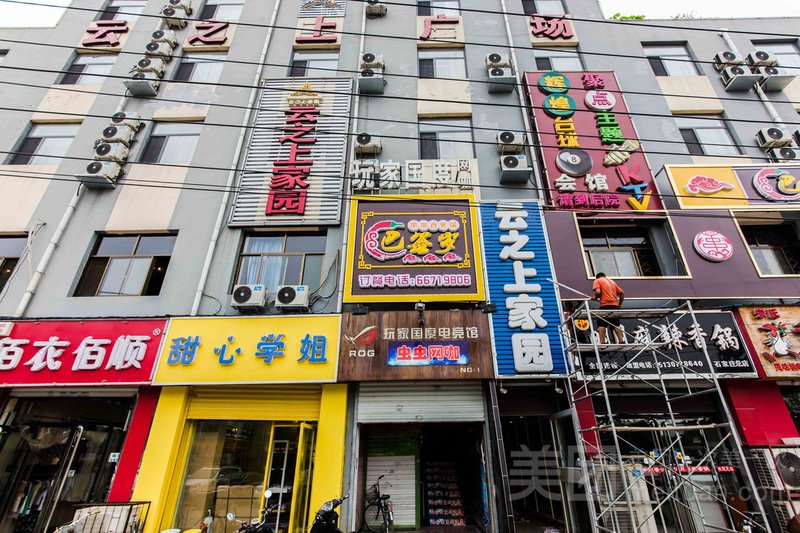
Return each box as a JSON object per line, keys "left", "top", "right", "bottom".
{"left": 414, "top": 302, "right": 425, "bottom": 312}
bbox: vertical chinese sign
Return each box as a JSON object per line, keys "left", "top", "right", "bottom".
{"left": 524, "top": 71, "right": 661, "bottom": 212}
{"left": 153, "top": 316, "right": 340, "bottom": 384}
{"left": 481, "top": 202, "right": 567, "bottom": 376}
{"left": 344, "top": 195, "right": 485, "bottom": 303}
{"left": 0, "top": 320, "right": 165, "bottom": 386}
{"left": 229, "top": 78, "right": 353, "bottom": 226}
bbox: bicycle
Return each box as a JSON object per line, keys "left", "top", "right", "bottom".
{"left": 361, "top": 475, "right": 394, "bottom": 533}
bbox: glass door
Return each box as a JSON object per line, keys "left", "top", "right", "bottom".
{"left": 288, "top": 423, "right": 315, "bottom": 533}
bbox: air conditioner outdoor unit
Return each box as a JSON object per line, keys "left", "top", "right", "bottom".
{"left": 767, "top": 147, "right": 800, "bottom": 162}
{"left": 500, "top": 154, "right": 531, "bottom": 185}
{"left": 720, "top": 65, "right": 760, "bottom": 91}
{"left": 275, "top": 285, "right": 310, "bottom": 311}
{"left": 773, "top": 501, "right": 800, "bottom": 533}
{"left": 486, "top": 52, "right": 511, "bottom": 70}
{"left": 713, "top": 50, "right": 743, "bottom": 71}
{"left": 145, "top": 41, "right": 174, "bottom": 61}
{"left": 757, "top": 66, "right": 796, "bottom": 92}
{"left": 488, "top": 67, "right": 515, "bottom": 93}
{"left": 111, "top": 111, "right": 143, "bottom": 132}
{"left": 354, "top": 132, "right": 382, "bottom": 155}
{"left": 358, "top": 68, "right": 386, "bottom": 94}
{"left": 231, "top": 284, "right": 266, "bottom": 309}
{"left": 161, "top": 6, "right": 188, "bottom": 28}
{"left": 361, "top": 52, "right": 385, "bottom": 69}
{"left": 751, "top": 448, "right": 800, "bottom": 491}
{"left": 496, "top": 131, "right": 525, "bottom": 154}
{"left": 365, "top": 0, "right": 387, "bottom": 17}
{"left": 101, "top": 125, "right": 136, "bottom": 146}
{"left": 793, "top": 128, "right": 800, "bottom": 147}
{"left": 746, "top": 50, "right": 778, "bottom": 68}
{"left": 76, "top": 161, "right": 122, "bottom": 189}
{"left": 94, "top": 142, "right": 129, "bottom": 163}
{"left": 167, "top": 0, "right": 192, "bottom": 13}
{"left": 756, "top": 127, "right": 792, "bottom": 150}
{"left": 124, "top": 72, "right": 160, "bottom": 97}
{"left": 135, "top": 56, "right": 166, "bottom": 76}
{"left": 151, "top": 29, "right": 178, "bottom": 47}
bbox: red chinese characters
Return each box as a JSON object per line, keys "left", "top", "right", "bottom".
{"left": 187, "top": 20, "right": 230, "bottom": 45}
{"left": 295, "top": 16, "right": 338, "bottom": 44}
{"left": 81, "top": 20, "right": 129, "bottom": 47}
{"left": 265, "top": 105, "right": 320, "bottom": 216}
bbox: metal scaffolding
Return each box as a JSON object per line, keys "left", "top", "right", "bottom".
{"left": 565, "top": 300, "right": 772, "bottom": 533}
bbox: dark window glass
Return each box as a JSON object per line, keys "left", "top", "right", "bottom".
{"left": 741, "top": 224, "right": 800, "bottom": 275}
{"left": 521, "top": 0, "right": 535, "bottom": 15}
{"left": 289, "top": 61, "right": 308, "bottom": 77}
{"left": 419, "top": 132, "right": 438, "bottom": 160}
{"left": 580, "top": 226, "right": 662, "bottom": 277}
{"left": 61, "top": 64, "right": 85, "bottom": 85}
{"left": 200, "top": 4, "right": 216, "bottom": 18}
{"left": 647, "top": 57, "right": 668, "bottom": 76}
{"left": 417, "top": 1, "right": 432, "bottom": 15}
{"left": 99, "top": 6, "right": 120, "bottom": 19}
{"left": 10, "top": 137, "right": 41, "bottom": 165}
{"left": 174, "top": 63, "right": 195, "bottom": 82}
{"left": 0, "top": 236, "right": 26, "bottom": 293}
{"left": 140, "top": 135, "right": 167, "bottom": 163}
{"left": 418, "top": 58, "right": 435, "bottom": 79}
{"left": 235, "top": 233, "right": 327, "bottom": 294}
{"left": 679, "top": 129, "right": 704, "bottom": 156}
{"left": 535, "top": 57, "right": 552, "bottom": 70}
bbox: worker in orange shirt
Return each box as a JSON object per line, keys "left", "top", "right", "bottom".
{"left": 592, "top": 272, "right": 624, "bottom": 344}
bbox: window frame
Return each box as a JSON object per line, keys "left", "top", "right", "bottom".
{"left": 174, "top": 52, "right": 228, "bottom": 84}
{"left": 74, "top": 233, "right": 177, "bottom": 297}
{"left": 418, "top": 118, "right": 475, "bottom": 160}
{"left": 417, "top": 0, "right": 460, "bottom": 16}
{"left": 60, "top": 54, "right": 117, "bottom": 85}
{"left": 736, "top": 218, "right": 800, "bottom": 277}
{"left": 0, "top": 235, "right": 27, "bottom": 295}
{"left": 198, "top": 0, "right": 245, "bottom": 21}
{"left": 98, "top": 0, "right": 146, "bottom": 22}
{"left": 418, "top": 49, "right": 467, "bottom": 80}
{"left": 674, "top": 115, "right": 741, "bottom": 157}
{"left": 140, "top": 122, "right": 203, "bottom": 165}
{"left": 534, "top": 48, "right": 583, "bottom": 72}
{"left": 0, "top": 50, "right": 7, "bottom": 64}
{"left": 522, "top": 0, "right": 565, "bottom": 15}
{"left": 642, "top": 43, "right": 700, "bottom": 77}
{"left": 288, "top": 51, "right": 339, "bottom": 78}
{"left": 577, "top": 218, "right": 689, "bottom": 279}
{"left": 750, "top": 41, "right": 800, "bottom": 71}
{"left": 8, "top": 123, "right": 80, "bottom": 165}
{"left": 233, "top": 232, "right": 328, "bottom": 295}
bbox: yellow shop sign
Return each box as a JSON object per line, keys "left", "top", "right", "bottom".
{"left": 153, "top": 315, "right": 340, "bottom": 384}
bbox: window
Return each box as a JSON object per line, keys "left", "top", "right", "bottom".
{"left": 580, "top": 223, "right": 687, "bottom": 277}
{"left": 140, "top": 122, "right": 202, "bottom": 164}
{"left": 9, "top": 123, "right": 79, "bottom": 165}
{"left": 534, "top": 49, "right": 582, "bottom": 71}
{"left": 234, "top": 233, "right": 326, "bottom": 294}
{"left": 74, "top": 234, "right": 176, "bottom": 296}
{"left": 0, "top": 51, "right": 7, "bottom": 64}
{"left": 0, "top": 236, "right": 26, "bottom": 293}
{"left": 289, "top": 52, "right": 338, "bottom": 77}
{"left": 199, "top": 0, "right": 245, "bottom": 21}
{"left": 741, "top": 224, "right": 800, "bottom": 275}
{"left": 751, "top": 42, "right": 800, "bottom": 70}
{"left": 522, "top": 0, "right": 565, "bottom": 15}
{"left": 674, "top": 116, "right": 740, "bottom": 157}
{"left": 419, "top": 118, "right": 474, "bottom": 159}
{"left": 417, "top": 0, "right": 459, "bottom": 16}
{"left": 175, "top": 53, "right": 227, "bottom": 84}
{"left": 418, "top": 49, "right": 466, "bottom": 79}
{"left": 643, "top": 44, "right": 699, "bottom": 76}
{"left": 99, "top": 0, "right": 146, "bottom": 21}
{"left": 61, "top": 54, "right": 117, "bottom": 85}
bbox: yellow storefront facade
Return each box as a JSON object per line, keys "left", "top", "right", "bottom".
{"left": 133, "top": 316, "right": 346, "bottom": 533}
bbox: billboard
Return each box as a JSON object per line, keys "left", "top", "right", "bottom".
{"left": 344, "top": 195, "right": 485, "bottom": 303}
{"left": 737, "top": 305, "right": 800, "bottom": 378}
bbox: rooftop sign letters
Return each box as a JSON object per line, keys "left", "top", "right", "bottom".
{"left": 524, "top": 71, "right": 661, "bottom": 212}
{"left": 349, "top": 159, "right": 478, "bottom": 191}
{"left": 230, "top": 78, "right": 352, "bottom": 226}
{"left": 344, "top": 195, "right": 485, "bottom": 303}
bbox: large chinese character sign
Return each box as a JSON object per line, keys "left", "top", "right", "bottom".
{"left": 0, "top": 320, "right": 165, "bottom": 386}
{"left": 344, "top": 195, "right": 485, "bottom": 303}
{"left": 230, "top": 78, "right": 353, "bottom": 226}
{"left": 481, "top": 202, "right": 568, "bottom": 377}
{"left": 524, "top": 71, "right": 662, "bottom": 212}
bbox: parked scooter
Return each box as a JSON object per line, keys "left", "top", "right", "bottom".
{"left": 227, "top": 490, "right": 277, "bottom": 533}
{"left": 309, "top": 494, "right": 349, "bottom": 533}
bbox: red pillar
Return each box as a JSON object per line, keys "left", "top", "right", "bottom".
{"left": 108, "top": 387, "right": 161, "bottom": 502}
{"left": 725, "top": 380, "right": 798, "bottom": 447}
{"left": 573, "top": 385, "right": 601, "bottom": 456}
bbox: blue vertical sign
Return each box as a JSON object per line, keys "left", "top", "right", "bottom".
{"left": 480, "top": 202, "right": 568, "bottom": 376}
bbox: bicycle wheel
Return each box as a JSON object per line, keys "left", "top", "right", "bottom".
{"left": 362, "top": 503, "right": 384, "bottom": 533}
{"left": 382, "top": 505, "right": 394, "bottom": 533}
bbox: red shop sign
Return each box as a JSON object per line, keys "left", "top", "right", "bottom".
{"left": 0, "top": 320, "right": 166, "bottom": 386}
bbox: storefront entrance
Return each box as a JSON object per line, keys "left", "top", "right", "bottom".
{"left": 360, "top": 423, "right": 489, "bottom": 532}
{"left": 0, "top": 397, "right": 133, "bottom": 533}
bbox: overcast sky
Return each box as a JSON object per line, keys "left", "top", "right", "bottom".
{"left": 1, "top": 0, "right": 800, "bottom": 28}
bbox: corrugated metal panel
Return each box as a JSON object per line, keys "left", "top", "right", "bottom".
{"left": 357, "top": 382, "right": 485, "bottom": 423}
{"left": 366, "top": 455, "right": 417, "bottom": 528}
{"left": 229, "top": 78, "right": 352, "bottom": 226}
{"left": 186, "top": 386, "right": 321, "bottom": 420}
{"left": 480, "top": 201, "right": 569, "bottom": 377}
{"left": 298, "top": 0, "right": 347, "bottom": 17}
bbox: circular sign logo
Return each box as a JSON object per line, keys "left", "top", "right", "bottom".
{"left": 693, "top": 230, "right": 734, "bottom": 262}
{"left": 753, "top": 167, "right": 800, "bottom": 202}
{"left": 538, "top": 71, "right": 570, "bottom": 94}
{"left": 574, "top": 319, "right": 590, "bottom": 331}
{"left": 543, "top": 94, "right": 577, "bottom": 118}
{"left": 584, "top": 90, "right": 617, "bottom": 111}
{"left": 556, "top": 149, "right": 593, "bottom": 177}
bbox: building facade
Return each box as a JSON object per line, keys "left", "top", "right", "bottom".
{"left": 0, "top": 0, "right": 798, "bottom": 532}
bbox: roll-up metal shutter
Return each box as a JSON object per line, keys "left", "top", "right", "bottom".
{"left": 186, "top": 386, "right": 322, "bottom": 421}
{"left": 357, "top": 382, "right": 486, "bottom": 423}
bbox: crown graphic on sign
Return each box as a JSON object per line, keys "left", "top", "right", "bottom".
{"left": 288, "top": 82, "right": 321, "bottom": 106}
